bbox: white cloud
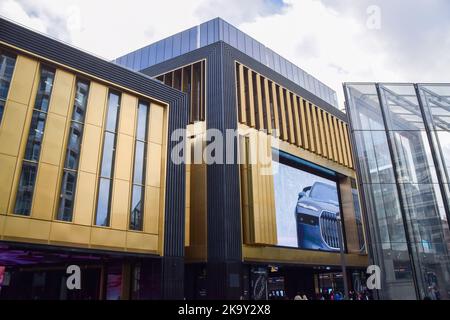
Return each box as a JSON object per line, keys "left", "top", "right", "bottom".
{"left": 1, "top": 0, "right": 449, "bottom": 107}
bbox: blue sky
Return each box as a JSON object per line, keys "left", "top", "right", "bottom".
{"left": 1, "top": 0, "right": 449, "bottom": 107}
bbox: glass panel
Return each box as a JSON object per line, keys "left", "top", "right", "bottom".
{"left": 0, "top": 52, "right": 16, "bottom": 100}
{"left": 419, "top": 85, "right": 450, "bottom": 131}
{"left": 136, "top": 102, "right": 149, "bottom": 141}
{"left": 72, "top": 81, "right": 89, "bottom": 122}
{"left": 57, "top": 170, "right": 77, "bottom": 221}
{"left": 0, "top": 100, "right": 4, "bottom": 124}
{"left": 390, "top": 131, "right": 439, "bottom": 184}
{"left": 34, "top": 68, "right": 55, "bottom": 112}
{"left": 100, "top": 132, "right": 115, "bottom": 178}
{"left": 14, "top": 162, "right": 37, "bottom": 216}
{"left": 133, "top": 141, "right": 145, "bottom": 185}
{"left": 95, "top": 178, "right": 111, "bottom": 226}
{"left": 353, "top": 131, "right": 395, "bottom": 184}
{"left": 130, "top": 185, "right": 144, "bottom": 231}
{"left": 64, "top": 122, "right": 83, "bottom": 170}
{"left": 105, "top": 92, "right": 120, "bottom": 132}
{"left": 380, "top": 85, "right": 425, "bottom": 131}
{"left": 435, "top": 131, "right": 450, "bottom": 183}
{"left": 24, "top": 111, "right": 47, "bottom": 162}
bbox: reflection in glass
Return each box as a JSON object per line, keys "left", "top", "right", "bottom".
{"left": 56, "top": 80, "right": 90, "bottom": 221}
{"left": 14, "top": 67, "right": 55, "bottom": 216}
{"left": 0, "top": 100, "right": 4, "bottom": 125}
{"left": 95, "top": 91, "right": 121, "bottom": 227}
{"left": 130, "top": 101, "right": 149, "bottom": 231}
{"left": 14, "top": 162, "right": 37, "bottom": 215}
{"left": 57, "top": 170, "right": 77, "bottom": 221}
{"left": 96, "top": 178, "right": 111, "bottom": 226}
{"left": 0, "top": 52, "right": 16, "bottom": 100}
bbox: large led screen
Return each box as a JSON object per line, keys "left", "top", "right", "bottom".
{"left": 273, "top": 159, "right": 342, "bottom": 252}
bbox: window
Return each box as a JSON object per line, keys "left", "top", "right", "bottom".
{"left": 95, "top": 91, "right": 121, "bottom": 226}
{"left": 130, "top": 101, "right": 149, "bottom": 231}
{"left": 57, "top": 79, "right": 90, "bottom": 221}
{"left": 0, "top": 51, "right": 16, "bottom": 124}
{"left": 14, "top": 67, "right": 55, "bottom": 215}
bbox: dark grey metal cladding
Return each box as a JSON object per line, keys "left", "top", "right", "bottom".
{"left": 142, "top": 41, "right": 347, "bottom": 122}
{"left": 0, "top": 17, "right": 188, "bottom": 298}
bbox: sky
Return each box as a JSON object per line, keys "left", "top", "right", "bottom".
{"left": 1, "top": 0, "right": 449, "bottom": 108}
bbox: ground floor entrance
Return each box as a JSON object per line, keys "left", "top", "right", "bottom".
{"left": 0, "top": 243, "right": 162, "bottom": 300}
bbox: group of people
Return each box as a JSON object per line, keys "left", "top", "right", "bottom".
{"left": 293, "top": 289, "right": 372, "bottom": 301}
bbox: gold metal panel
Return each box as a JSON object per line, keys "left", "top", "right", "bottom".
{"left": 118, "top": 94, "right": 137, "bottom": 136}
{"left": 84, "top": 82, "right": 108, "bottom": 127}
{"left": 49, "top": 222, "right": 91, "bottom": 245}
{"left": 263, "top": 78, "right": 272, "bottom": 133}
{"left": 270, "top": 82, "right": 280, "bottom": 138}
{"left": 7, "top": 55, "right": 38, "bottom": 105}
{"left": 111, "top": 179, "right": 131, "bottom": 230}
{"left": 255, "top": 74, "right": 264, "bottom": 130}
{"left": 328, "top": 114, "right": 338, "bottom": 162}
{"left": 277, "top": 86, "right": 288, "bottom": 141}
{"left": 339, "top": 120, "right": 349, "bottom": 167}
{"left": 73, "top": 171, "right": 96, "bottom": 226}
{"left": 48, "top": 70, "right": 75, "bottom": 117}
{"left": 90, "top": 227, "right": 126, "bottom": 249}
{"left": 114, "top": 133, "right": 134, "bottom": 181}
{"left": 0, "top": 154, "right": 16, "bottom": 214}
{"left": 32, "top": 162, "right": 59, "bottom": 220}
{"left": 299, "top": 98, "right": 309, "bottom": 149}
{"left": 126, "top": 232, "right": 158, "bottom": 252}
{"left": 339, "top": 177, "right": 362, "bottom": 253}
{"left": 144, "top": 186, "right": 160, "bottom": 235}
{"left": 40, "top": 113, "right": 67, "bottom": 166}
{"left": 343, "top": 123, "right": 353, "bottom": 168}
{"left": 333, "top": 117, "right": 344, "bottom": 164}
{"left": 247, "top": 69, "right": 256, "bottom": 127}
{"left": 311, "top": 105, "right": 322, "bottom": 155}
{"left": 3, "top": 216, "right": 51, "bottom": 242}
{"left": 78, "top": 124, "right": 102, "bottom": 174}
{"left": 305, "top": 101, "right": 315, "bottom": 152}
{"left": 146, "top": 142, "right": 162, "bottom": 188}
{"left": 238, "top": 64, "right": 247, "bottom": 124}
{"left": 285, "top": 91, "right": 296, "bottom": 145}
{"left": 148, "top": 103, "right": 165, "bottom": 145}
{"left": 0, "top": 100, "right": 29, "bottom": 157}
{"left": 292, "top": 96, "right": 302, "bottom": 147}
{"left": 317, "top": 109, "right": 327, "bottom": 158}
{"left": 323, "top": 111, "right": 333, "bottom": 160}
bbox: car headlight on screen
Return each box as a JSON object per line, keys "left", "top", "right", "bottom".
{"left": 297, "top": 203, "right": 319, "bottom": 212}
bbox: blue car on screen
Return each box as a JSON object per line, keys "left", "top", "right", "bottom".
{"left": 295, "top": 182, "right": 341, "bottom": 251}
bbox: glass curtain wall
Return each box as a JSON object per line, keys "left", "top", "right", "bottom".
{"left": 345, "top": 83, "right": 450, "bottom": 300}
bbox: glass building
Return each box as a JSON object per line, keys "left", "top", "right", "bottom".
{"left": 344, "top": 83, "right": 450, "bottom": 300}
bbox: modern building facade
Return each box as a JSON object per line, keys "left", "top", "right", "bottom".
{"left": 0, "top": 16, "right": 370, "bottom": 300}
{"left": 115, "top": 17, "right": 368, "bottom": 300}
{"left": 0, "top": 17, "right": 188, "bottom": 299}
{"left": 344, "top": 83, "right": 450, "bottom": 300}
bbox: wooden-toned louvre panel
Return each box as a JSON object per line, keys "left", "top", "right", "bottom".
{"left": 332, "top": 116, "right": 344, "bottom": 165}
{"left": 299, "top": 98, "right": 309, "bottom": 150}
{"left": 323, "top": 110, "right": 333, "bottom": 160}
{"left": 285, "top": 91, "right": 296, "bottom": 145}
{"left": 277, "top": 86, "right": 288, "bottom": 141}
{"left": 305, "top": 100, "right": 316, "bottom": 152}
{"left": 311, "top": 105, "right": 322, "bottom": 156}
{"left": 247, "top": 69, "right": 256, "bottom": 128}
{"left": 292, "top": 95, "right": 302, "bottom": 147}
{"left": 317, "top": 108, "right": 327, "bottom": 159}
{"left": 237, "top": 64, "right": 247, "bottom": 125}
{"left": 343, "top": 123, "right": 354, "bottom": 168}
{"left": 262, "top": 78, "right": 272, "bottom": 133}
{"left": 328, "top": 113, "right": 339, "bottom": 162}
{"left": 240, "top": 132, "right": 277, "bottom": 245}
{"left": 255, "top": 73, "right": 264, "bottom": 131}
{"left": 338, "top": 120, "right": 349, "bottom": 167}
{"left": 270, "top": 81, "right": 280, "bottom": 138}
